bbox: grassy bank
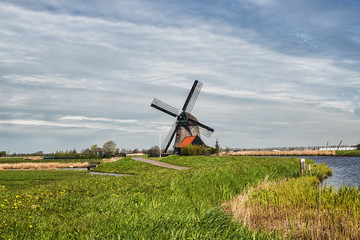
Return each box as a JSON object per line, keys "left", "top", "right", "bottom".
{"left": 1, "top": 156, "right": 313, "bottom": 239}
{"left": 226, "top": 174, "right": 359, "bottom": 239}
{"left": 335, "top": 150, "right": 360, "bottom": 156}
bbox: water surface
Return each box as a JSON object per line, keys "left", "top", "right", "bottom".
{"left": 309, "top": 156, "right": 360, "bottom": 188}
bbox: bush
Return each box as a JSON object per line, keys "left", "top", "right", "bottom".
{"left": 180, "top": 144, "right": 212, "bottom": 156}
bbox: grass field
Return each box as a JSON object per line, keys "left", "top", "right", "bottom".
{"left": 0, "top": 156, "right": 339, "bottom": 239}
{"left": 335, "top": 150, "right": 360, "bottom": 156}
{"left": 0, "top": 170, "right": 90, "bottom": 190}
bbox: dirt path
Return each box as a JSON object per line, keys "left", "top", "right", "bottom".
{"left": 131, "top": 157, "right": 190, "bottom": 170}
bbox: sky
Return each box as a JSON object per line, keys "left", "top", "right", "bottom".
{"left": 1, "top": 0, "right": 360, "bottom": 153}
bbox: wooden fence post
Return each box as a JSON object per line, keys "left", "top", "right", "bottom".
{"left": 300, "top": 159, "right": 305, "bottom": 176}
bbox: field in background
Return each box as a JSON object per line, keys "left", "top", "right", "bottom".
{"left": 225, "top": 150, "right": 335, "bottom": 156}
{"left": 335, "top": 150, "right": 360, "bottom": 156}
{"left": 225, "top": 149, "right": 360, "bottom": 156}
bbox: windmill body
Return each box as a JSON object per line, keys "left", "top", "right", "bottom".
{"left": 151, "top": 80, "right": 214, "bottom": 154}
{"left": 173, "top": 113, "right": 200, "bottom": 148}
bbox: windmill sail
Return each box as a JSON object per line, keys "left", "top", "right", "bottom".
{"left": 182, "top": 80, "right": 203, "bottom": 113}
{"left": 151, "top": 98, "right": 179, "bottom": 117}
{"left": 162, "top": 121, "right": 178, "bottom": 152}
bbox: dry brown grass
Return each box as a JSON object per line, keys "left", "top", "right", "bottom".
{"left": 0, "top": 162, "right": 89, "bottom": 170}
{"left": 223, "top": 178, "right": 360, "bottom": 240}
{"left": 225, "top": 150, "right": 335, "bottom": 156}
{"left": 24, "top": 156, "right": 43, "bottom": 160}
{"left": 102, "top": 157, "right": 123, "bottom": 163}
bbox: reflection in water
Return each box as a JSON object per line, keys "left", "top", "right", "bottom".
{"left": 88, "top": 172, "right": 132, "bottom": 177}
{"left": 309, "top": 156, "right": 360, "bottom": 188}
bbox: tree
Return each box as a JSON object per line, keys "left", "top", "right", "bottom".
{"left": 90, "top": 144, "right": 98, "bottom": 154}
{"left": 215, "top": 139, "right": 220, "bottom": 156}
{"left": 147, "top": 146, "right": 160, "bottom": 157}
{"left": 102, "top": 141, "right": 117, "bottom": 157}
{"left": 0, "top": 151, "right": 6, "bottom": 157}
{"left": 114, "top": 148, "right": 120, "bottom": 156}
{"left": 132, "top": 148, "right": 139, "bottom": 154}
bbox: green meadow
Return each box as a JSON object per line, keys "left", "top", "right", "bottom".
{"left": 0, "top": 156, "right": 355, "bottom": 239}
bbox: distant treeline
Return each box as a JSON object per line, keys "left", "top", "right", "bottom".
{"left": 45, "top": 150, "right": 99, "bottom": 159}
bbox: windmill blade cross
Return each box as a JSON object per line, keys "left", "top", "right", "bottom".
{"left": 182, "top": 80, "right": 203, "bottom": 113}
{"left": 151, "top": 98, "right": 179, "bottom": 118}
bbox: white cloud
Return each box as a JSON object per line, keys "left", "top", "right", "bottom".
{"left": 247, "top": 0, "right": 278, "bottom": 6}
{"left": 60, "top": 116, "right": 138, "bottom": 123}
{"left": 1, "top": 1, "right": 360, "bottom": 152}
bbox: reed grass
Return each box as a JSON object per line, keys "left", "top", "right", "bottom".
{"left": 225, "top": 176, "right": 360, "bottom": 239}
{"left": 0, "top": 162, "right": 89, "bottom": 170}
{"left": 0, "top": 158, "right": 94, "bottom": 164}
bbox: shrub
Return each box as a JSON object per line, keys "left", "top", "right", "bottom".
{"left": 180, "top": 144, "right": 212, "bottom": 156}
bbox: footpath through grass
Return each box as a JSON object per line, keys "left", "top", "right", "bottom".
{"left": 0, "top": 156, "right": 325, "bottom": 239}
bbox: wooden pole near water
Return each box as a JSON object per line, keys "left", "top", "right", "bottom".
{"left": 300, "top": 159, "right": 305, "bottom": 176}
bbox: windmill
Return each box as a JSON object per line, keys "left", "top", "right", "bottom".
{"left": 151, "top": 80, "right": 214, "bottom": 154}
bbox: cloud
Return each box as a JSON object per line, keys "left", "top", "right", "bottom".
{"left": 60, "top": 116, "right": 137, "bottom": 123}
{"left": 0, "top": 1, "right": 360, "bottom": 152}
{"left": 247, "top": 0, "right": 278, "bottom": 6}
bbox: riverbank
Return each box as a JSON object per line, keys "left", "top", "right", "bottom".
{"left": 225, "top": 176, "right": 360, "bottom": 239}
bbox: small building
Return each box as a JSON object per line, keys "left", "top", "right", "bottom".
{"left": 175, "top": 136, "right": 205, "bottom": 155}
{"left": 94, "top": 148, "right": 103, "bottom": 156}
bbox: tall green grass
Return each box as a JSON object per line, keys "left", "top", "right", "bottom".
{"left": 0, "top": 156, "right": 305, "bottom": 239}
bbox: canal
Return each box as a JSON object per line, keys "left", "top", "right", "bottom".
{"left": 309, "top": 156, "right": 360, "bottom": 188}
